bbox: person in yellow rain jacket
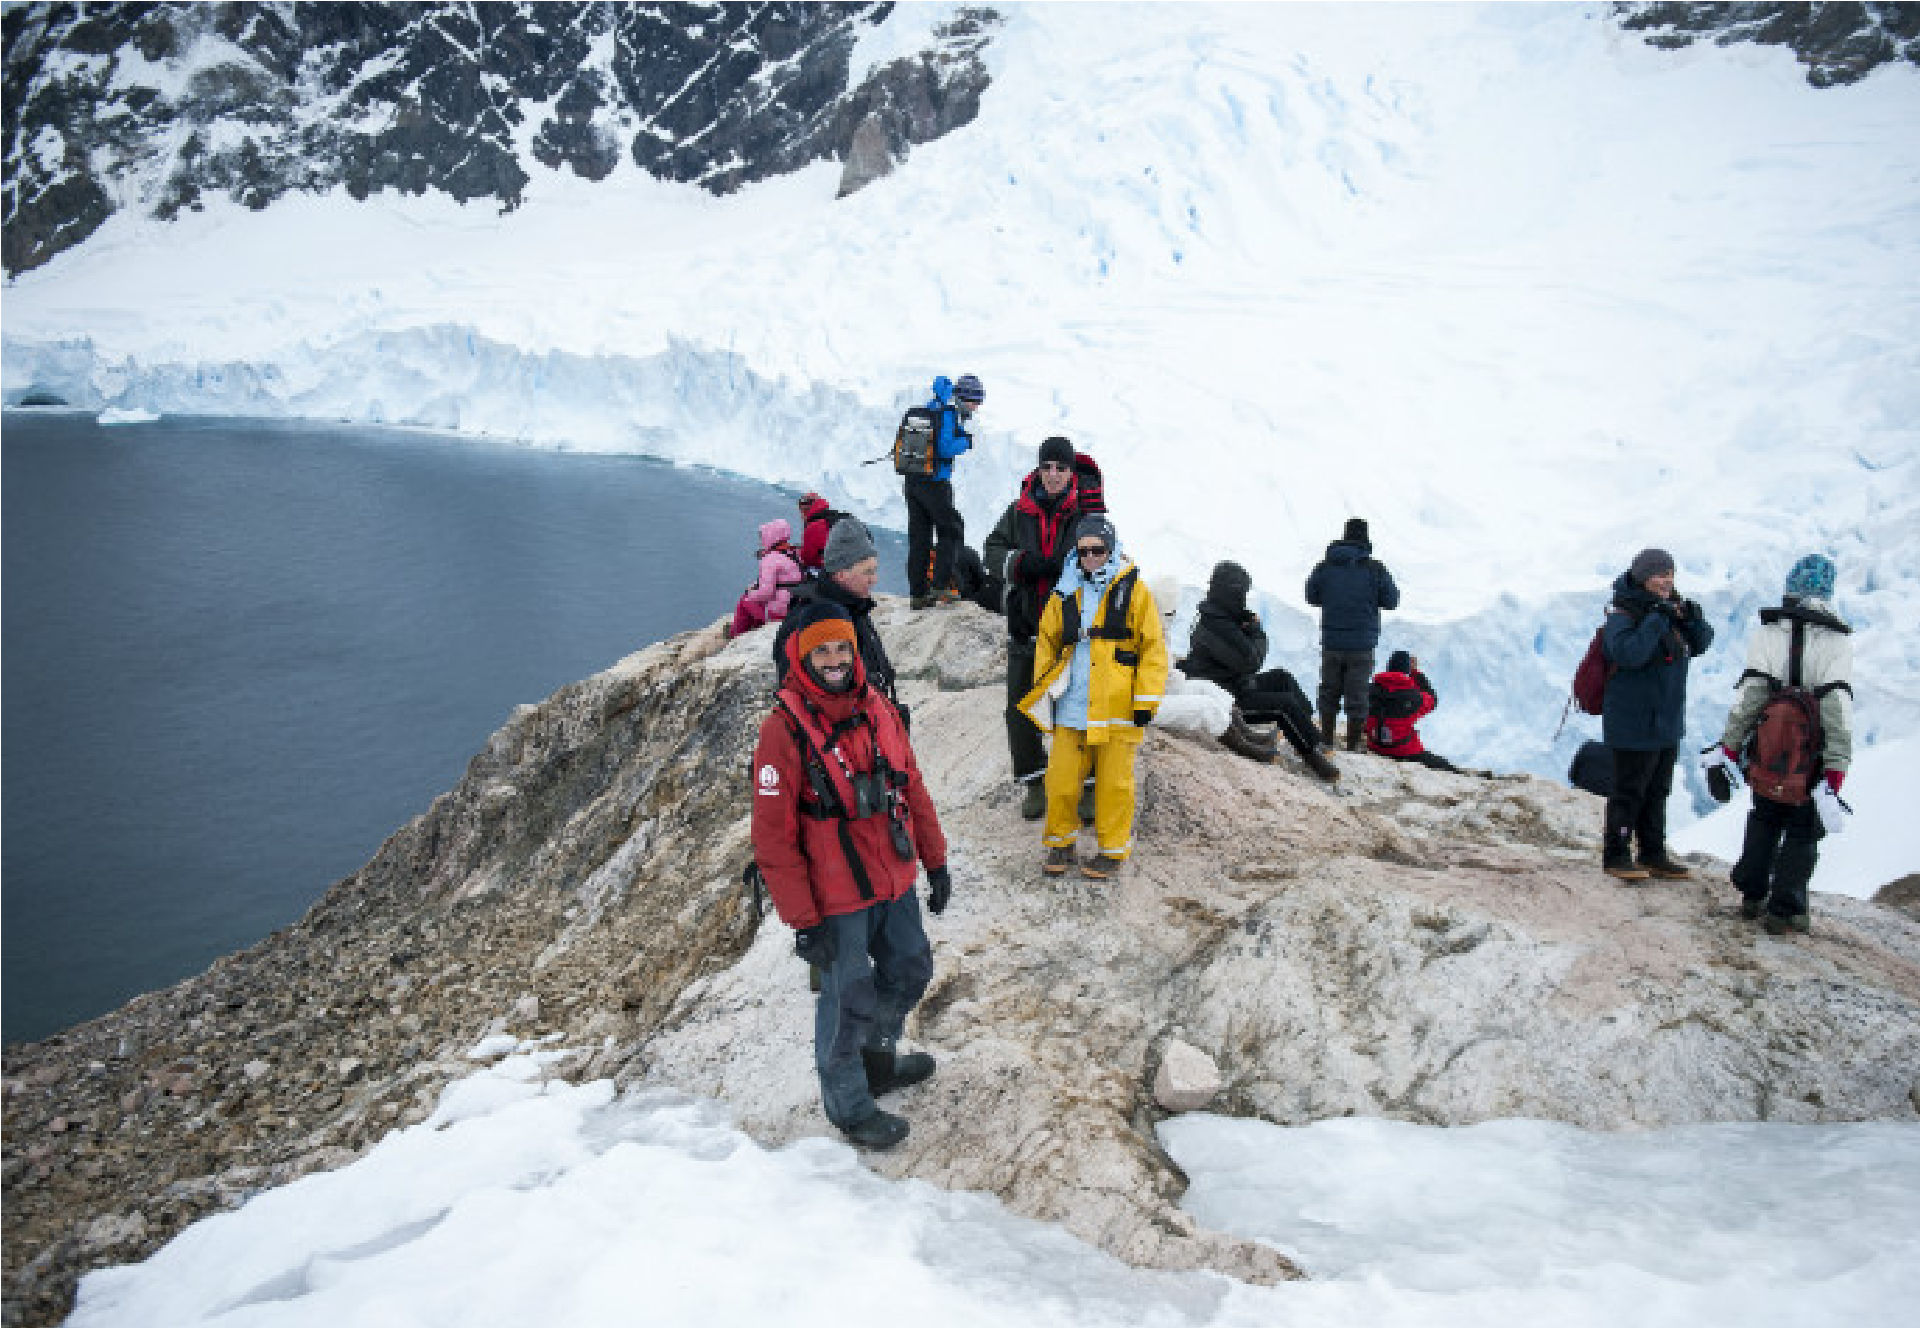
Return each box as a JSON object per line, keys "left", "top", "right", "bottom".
{"left": 1019, "top": 514, "right": 1168, "bottom": 880}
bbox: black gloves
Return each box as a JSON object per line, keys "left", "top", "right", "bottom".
{"left": 1134, "top": 709, "right": 1153, "bottom": 727}
{"left": 925, "top": 865, "right": 952, "bottom": 915}
{"left": 793, "top": 924, "right": 836, "bottom": 968}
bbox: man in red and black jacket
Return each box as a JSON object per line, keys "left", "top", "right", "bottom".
{"left": 982, "top": 435, "right": 1106, "bottom": 818}
{"left": 1364, "top": 650, "right": 1463, "bottom": 773}
{"left": 751, "top": 601, "right": 950, "bottom": 1150}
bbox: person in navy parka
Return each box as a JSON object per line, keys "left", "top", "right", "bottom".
{"left": 905, "top": 373, "right": 981, "bottom": 609}
{"left": 1599, "top": 548, "right": 1714, "bottom": 881}
{"left": 1304, "top": 518, "right": 1401, "bottom": 751}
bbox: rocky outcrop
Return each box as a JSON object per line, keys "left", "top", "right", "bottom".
{"left": 6, "top": 601, "right": 1919, "bottom": 1327}
{"left": 2, "top": 2, "right": 999, "bottom": 275}
{"left": 1617, "top": 1, "right": 1920, "bottom": 87}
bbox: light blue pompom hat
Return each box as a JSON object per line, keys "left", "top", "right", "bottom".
{"left": 1783, "top": 554, "right": 1835, "bottom": 602}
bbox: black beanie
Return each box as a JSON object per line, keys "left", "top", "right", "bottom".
{"left": 1038, "top": 436, "right": 1075, "bottom": 469}
{"left": 1208, "top": 561, "right": 1252, "bottom": 609}
{"left": 1387, "top": 650, "right": 1413, "bottom": 675}
{"left": 1343, "top": 517, "right": 1369, "bottom": 545}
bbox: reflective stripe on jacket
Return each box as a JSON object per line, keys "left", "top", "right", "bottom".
{"left": 1018, "top": 558, "right": 1168, "bottom": 744}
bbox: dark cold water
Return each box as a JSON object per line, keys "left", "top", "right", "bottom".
{"left": 2, "top": 413, "right": 905, "bottom": 1044}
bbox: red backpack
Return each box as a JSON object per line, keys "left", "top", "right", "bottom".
{"left": 1571, "top": 627, "right": 1612, "bottom": 717}
{"left": 1743, "top": 620, "right": 1828, "bottom": 806}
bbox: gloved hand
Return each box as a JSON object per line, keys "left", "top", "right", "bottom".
{"left": 793, "top": 924, "right": 836, "bottom": 968}
{"left": 1699, "top": 744, "right": 1744, "bottom": 803}
{"left": 925, "top": 865, "right": 952, "bottom": 915}
{"left": 1813, "top": 781, "right": 1852, "bottom": 836}
{"left": 1134, "top": 709, "right": 1153, "bottom": 727}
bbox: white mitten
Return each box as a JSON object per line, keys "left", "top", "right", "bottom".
{"left": 1813, "top": 782, "right": 1851, "bottom": 836}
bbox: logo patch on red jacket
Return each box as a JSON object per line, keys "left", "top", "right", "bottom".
{"left": 757, "top": 764, "right": 781, "bottom": 794}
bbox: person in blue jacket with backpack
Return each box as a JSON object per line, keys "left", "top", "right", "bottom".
{"left": 1304, "top": 517, "right": 1400, "bottom": 751}
{"left": 1600, "top": 547, "right": 1713, "bottom": 881}
{"left": 905, "top": 373, "right": 982, "bottom": 609}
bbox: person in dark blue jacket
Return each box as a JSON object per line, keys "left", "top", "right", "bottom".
{"left": 1599, "top": 548, "right": 1714, "bottom": 881}
{"left": 1304, "top": 518, "right": 1400, "bottom": 751}
{"left": 905, "top": 373, "right": 982, "bottom": 609}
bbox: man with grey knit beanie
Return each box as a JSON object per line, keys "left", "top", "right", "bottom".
{"left": 773, "top": 515, "right": 902, "bottom": 717}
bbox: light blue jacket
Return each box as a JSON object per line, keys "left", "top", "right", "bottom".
{"left": 1051, "top": 544, "right": 1121, "bottom": 731}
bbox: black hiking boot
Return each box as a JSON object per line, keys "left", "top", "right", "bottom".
{"left": 1344, "top": 722, "right": 1365, "bottom": 753}
{"left": 1764, "top": 912, "right": 1811, "bottom": 936}
{"left": 1302, "top": 744, "right": 1341, "bottom": 781}
{"left": 1739, "top": 895, "right": 1765, "bottom": 920}
{"left": 1082, "top": 851, "right": 1125, "bottom": 880}
{"left": 863, "top": 1047, "right": 936, "bottom": 1097}
{"left": 1318, "top": 714, "right": 1337, "bottom": 747}
{"left": 1603, "top": 856, "right": 1651, "bottom": 882}
{"left": 1638, "top": 853, "right": 1692, "bottom": 880}
{"left": 1043, "top": 846, "right": 1076, "bottom": 876}
{"left": 1020, "top": 780, "right": 1047, "bottom": 820}
{"left": 838, "top": 1108, "right": 910, "bottom": 1150}
{"left": 1220, "top": 720, "right": 1277, "bottom": 764}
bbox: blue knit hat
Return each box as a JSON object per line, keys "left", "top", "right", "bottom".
{"left": 1783, "top": 553, "right": 1835, "bottom": 601}
{"left": 954, "top": 373, "right": 984, "bottom": 405}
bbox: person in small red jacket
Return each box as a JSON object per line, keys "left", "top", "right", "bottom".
{"left": 796, "top": 492, "right": 836, "bottom": 571}
{"left": 751, "top": 601, "right": 950, "bottom": 1150}
{"left": 1364, "top": 650, "right": 1465, "bottom": 773}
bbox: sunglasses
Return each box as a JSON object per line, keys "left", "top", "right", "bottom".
{"left": 1076, "top": 544, "right": 1109, "bottom": 558}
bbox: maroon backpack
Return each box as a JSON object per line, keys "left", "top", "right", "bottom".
{"left": 1743, "top": 620, "right": 1830, "bottom": 806}
{"left": 1571, "top": 627, "right": 1612, "bottom": 716}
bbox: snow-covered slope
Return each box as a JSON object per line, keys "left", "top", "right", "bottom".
{"left": 6, "top": 2, "right": 1918, "bottom": 817}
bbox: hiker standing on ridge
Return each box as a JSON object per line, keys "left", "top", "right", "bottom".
{"left": 1600, "top": 548, "right": 1714, "bottom": 881}
{"left": 1305, "top": 517, "right": 1400, "bottom": 751}
{"left": 1701, "top": 553, "right": 1853, "bottom": 934}
{"left": 905, "top": 373, "right": 982, "bottom": 609}
{"left": 1020, "top": 513, "right": 1167, "bottom": 881}
{"left": 773, "top": 516, "right": 901, "bottom": 718}
{"left": 983, "top": 435, "right": 1106, "bottom": 818}
{"left": 751, "top": 601, "right": 951, "bottom": 1150}
{"left": 1179, "top": 560, "right": 1339, "bottom": 780}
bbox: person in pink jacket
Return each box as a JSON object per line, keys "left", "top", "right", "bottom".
{"left": 731, "top": 518, "right": 805, "bottom": 636}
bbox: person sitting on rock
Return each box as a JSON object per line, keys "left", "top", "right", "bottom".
{"left": 730, "top": 518, "right": 805, "bottom": 638}
{"left": 1178, "top": 560, "right": 1339, "bottom": 781}
{"left": 1019, "top": 514, "right": 1167, "bottom": 881}
{"left": 796, "top": 492, "right": 848, "bottom": 572}
{"left": 750, "top": 601, "right": 951, "bottom": 1151}
{"left": 1364, "top": 651, "right": 1486, "bottom": 776}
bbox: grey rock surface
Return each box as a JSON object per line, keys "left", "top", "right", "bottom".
{"left": 5, "top": 599, "right": 1917, "bottom": 1328}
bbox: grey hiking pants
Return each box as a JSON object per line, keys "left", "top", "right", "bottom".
{"left": 1317, "top": 649, "right": 1374, "bottom": 724}
{"left": 814, "top": 891, "right": 933, "bottom": 1129}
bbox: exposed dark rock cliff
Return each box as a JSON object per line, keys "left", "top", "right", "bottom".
{"left": 2, "top": 1, "right": 998, "bottom": 275}
{"left": 1616, "top": 1, "right": 1920, "bottom": 86}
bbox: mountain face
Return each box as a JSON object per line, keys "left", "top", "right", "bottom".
{"left": 1, "top": 1, "right": 997, "bottom": 276}
{"left": 1617, "top": 1, "right": 1920, "bottom": 87}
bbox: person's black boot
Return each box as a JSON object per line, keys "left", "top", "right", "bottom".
{"left": 863, "top": 1047, "right": 936, "bottom": 1096}
{"left": 838, "top": 1107, "right": 910, "bottom": 1150}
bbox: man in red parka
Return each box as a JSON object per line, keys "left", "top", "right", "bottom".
{"left": 1364, "top": 650, "right": 1468, "bottom": 774}
{"left": 751, "top": 601, "right": 951, "bottom": 1149}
